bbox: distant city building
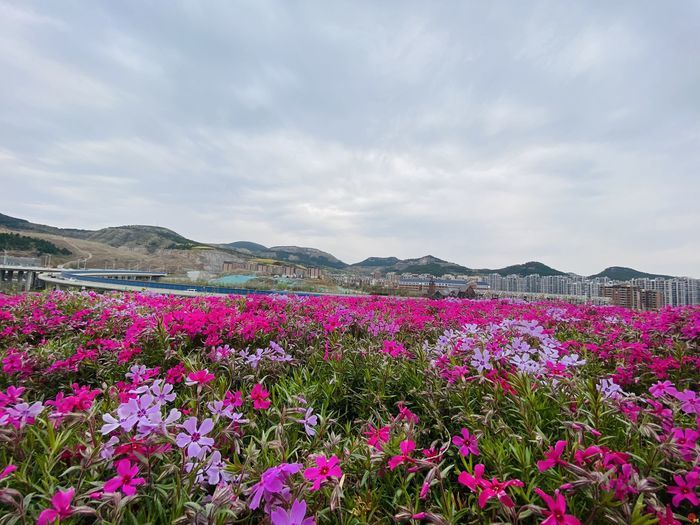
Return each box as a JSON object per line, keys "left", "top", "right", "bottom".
{"left": 221, "top": 260, "right": 322, "bottom": 279}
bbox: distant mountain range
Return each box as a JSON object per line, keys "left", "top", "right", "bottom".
{"left": 0, "top": 212, "right": 687, "bottom": 279}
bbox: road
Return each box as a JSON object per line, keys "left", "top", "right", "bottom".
{"left": 58, "top": 237, "right": 93, "bottom": 269}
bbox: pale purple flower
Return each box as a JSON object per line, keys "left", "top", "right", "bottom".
{"left": 560, "top": 354, "right": 586, "bottom": 367}
{"left": 244, "top": 348, "right": 266, "bottom": 369}
{"left": 470, "top": 349, "right": 492, "bottom": 373}
{"left": 270, "top": 499, "right": 316, "bottom": 525}
{"left": 207, "top": 400, "right": 233, "bottom": 419}
{"left": 101, "top": 411, "right": 135, "bottom": 434}
{"left": 510, "top": 353, "right": 535, "bottom": 373}
{"left": 137, "top": 408, "right": 181, "bottom": 436}
{"left": 6, "top": 401, "right": 44, "bottom": 427}
{"left": 125, "top": 364, "right": 147, "bottom": 383}
{"left": 203, "top": 450, "right": 232, "bottom": 485}
{"left": 100, "top": 436, "right": 120, "bottom": 460}
{"left": 598, "top": 378, "right": 624, "bottom": 400}
{"left": 226, "top": 411, "right": 248, "bottom": 424}
{"left": 150, "top": 380, "right": 176, "bottom": 404}
{"left": 296, "top": 407, "right": 318, "bottom": 437}
{"left": 116, "top": 393, "right": 160, "bottom": 432}
{"left": 176, "top": 417, "right": 215, "bottom": 459}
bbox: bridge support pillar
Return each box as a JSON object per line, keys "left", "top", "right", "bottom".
{"left": 25, "top": 271, "right": 34, "bottom": 291}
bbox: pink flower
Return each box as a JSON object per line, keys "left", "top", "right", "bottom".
{"left": 667, "top": 472, "right": 700, "bottom": 508}
{"left": 388, "top": 440, "right": 416, "bottom": 470}
{"left": 649, "top": 380, "right": 677, "bottom": 398}
{"left": 673, "top": 389, "right": 700, "bottom": 415}
{"left": 186, "top": 369, "right": 215, "bottom": 386}
{"left": 37, "top": 488, "right": 75, "bottom": 525}
{"left": 270, "top": 498, "right": 315, "bottom": 525}
{"left": 0, "top": 464, "right": 17, "bottom": 480}
{"left": 250, "top": 383, "right": 271, "bottom": 410}
{"left": 175, "top": 417, "right": 215, "bottom": 459}
{"left": 458, "top": 464, "right": 487, "bottom": 492}
{"left": 224, "top": 390, "right": 243, "bottom": 408}
{"left": 396, "top": 402, "right": 419, "bottom": 424}
{"left": 534, "top": 488, "right": 581, "bottom": 525}
{"left": 478, "top": 476, "right": 524, "bottom": 509}
{"left": 537, "top": 440, "right": 568, "bottom": 472}
{"left": 453, "top": 428, "right": 479, "bottom": 457}
{"left": 671, "top": 427, "right": 699, "bottom": 461}
{"left": 457, "top": 464, "right": 523, "bottom": 509}
{"left": 656, "top": 505, "right": 681, "bottom": 525}
{"left": 103, "top": 459, "right": 146, "bottom": 496}
{"left": 304, "top": 455, "right": 342, "bottom": 491}
{"left": 249, "top": 463, "right": 302, "bottom": 511}
{"left": 364, "top": 424, "right": 390, "bottom": 449}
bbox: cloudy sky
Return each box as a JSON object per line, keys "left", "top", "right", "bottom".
{"left": 1, "top": 1, "right": 698, "bottom": 276}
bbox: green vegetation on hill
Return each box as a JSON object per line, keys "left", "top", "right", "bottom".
{"left": 0, "top": 232, "right": 71, "bottom": 255}
{"left": 484, "top": 261, "right": 566, "bottom": 277}
{"left": 589, "top": 266, "right": 673, "bottom": 280}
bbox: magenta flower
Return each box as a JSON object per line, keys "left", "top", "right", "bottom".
{"left": 37, "top": 488, "right": 75, "bottom": 525}
{"left": 671, "top": 427, "right": 699, "bottom": 461}
{"left": 103, "top": 459, "right": 146, "bottom": 496}
{"left": 249, "top": 463, "right": 302, "bottom": 511}
{"left": 537, "top": 440, "right": 568, "bottom": 472}
{"left": 673, "top": 389, "right": 700, "bottom": 415}
{"left": 388, "top": 440, "right": 416, "bottom": 470}
{"left": 477, "top": 476, "right": 524, "bottom": 509}
{"left": 649, "top": 380, "right": 677, "bottom": 398}
{"left": 250, "top": 383, "right": 271, "bottom": 410}
{"left": 457, "top": 464, "right": 523, "bottom": 509}
{"left": 224, "top": 390, "right": 243, "bottom": 408}
{"left": 457, "top": 464, "right": 487, "bottom": 492}
{"left": 185, "top": 369, "right": 216, "bottom": 386}
{"left": 667, "top": 472, "right": 700, "bottom": 508}
{"left": 534, "top": 488, "right": 581, "bottom": 525}
{"left": 176, "top": 417, "right": 215, "bottom": 459}
{"left": 304, "top": 455, "right": 342, "bottom": 491}
{"left": 364, "top": 424, "right": 390, "bottom": 449}
{"left": 270, "top": 499, "right": 316, "bottom": 525}
{"left": 0, "top": 464, "right": 16, "bottom": 480}
{"left": 453, "top": 428, "right": 479, "bottom": 457}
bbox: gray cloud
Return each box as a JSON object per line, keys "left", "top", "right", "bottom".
{"left": 1, "top": 0, "right": 698, "bottom": 276}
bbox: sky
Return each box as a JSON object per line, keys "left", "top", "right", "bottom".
{"left": 1, "top": 1, "right": 698, "bottom": 276}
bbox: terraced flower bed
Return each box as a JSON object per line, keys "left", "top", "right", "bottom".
{"left": 0, "top": 291, "right": 698, "bottom": 524}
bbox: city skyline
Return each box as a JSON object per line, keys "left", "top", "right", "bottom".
{"left": 1, "top": 2, "right": 699, "bottom": 275}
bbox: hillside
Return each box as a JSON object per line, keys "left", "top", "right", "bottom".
{"left": 589, "top": 266, "right": 673, "bottom": 280}
{"left": 85, "top": 225, "right": 200, "bottom": 253}
{"left": 0, "top": 232, "right": 71, "bottom": 256}
{"left": 482, "top": 261, "right": 566, "bottom": 277}
{"left": 352, "top": 255, "right": 473, "bottom": 276}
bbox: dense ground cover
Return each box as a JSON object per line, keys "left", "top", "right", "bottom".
{"left": 0, "top": 291, "right": 698, "bottom": 524}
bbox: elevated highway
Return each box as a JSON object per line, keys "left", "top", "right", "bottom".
{"left": 37, "top": 269, "right": 322, "bottom": 297}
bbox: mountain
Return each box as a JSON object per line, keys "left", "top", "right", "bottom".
{"left": 84, "top": 226, "right": 200, "bottom": 252}
{"left": 353, "top": 256, "right": 401, "bottom": 267}
{"left": 0, "top": 212, "right": 88, "bottom": 237}
{"left": 483, "top": 261, "right": 566, "bottom": 277}
{"left": 264, "top": 246, "right": 347, "bottom": 269}
{"left": 589, "top": 266, "right": 673, "bottom": 281}
{"left": 0, "top": 213, "right": 199, "bottom": 254}
{"left": 352, "top": 255, "right": 472, "bottom": 276}
{"left": 351, "top": 256, "right": 567, "bottom": 278}
{"left": 223, "top": 241, "right": 268, "bottom": 252}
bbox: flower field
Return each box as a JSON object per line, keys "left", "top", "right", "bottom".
{"left": 0, "top": 291, "right": 698, "bottom": 524}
